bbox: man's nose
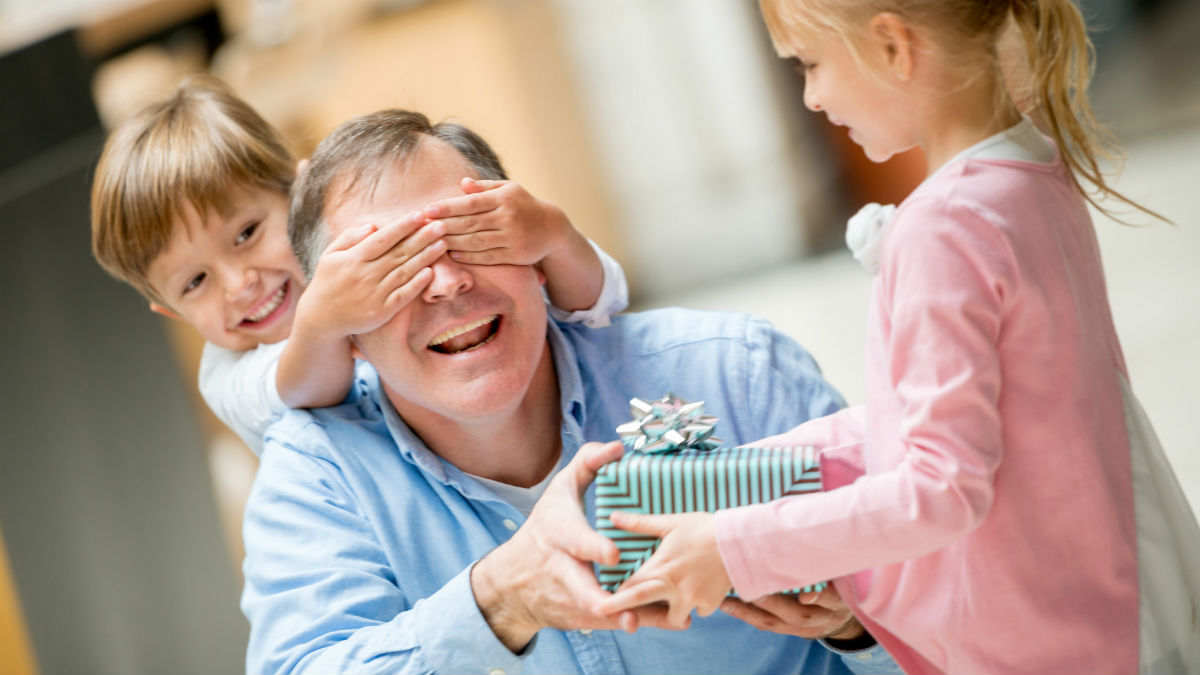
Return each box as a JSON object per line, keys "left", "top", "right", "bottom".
{"left": 421, "top": 254, "right": 474, "bottom": 303}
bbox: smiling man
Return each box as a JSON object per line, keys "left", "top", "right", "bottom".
{"left": 240, "top": 109, "right": 902, "bottom": 674}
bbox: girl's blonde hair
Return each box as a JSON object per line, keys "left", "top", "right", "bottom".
{"left": 759, "top": 0, "right": 1166, "bottom": 223}
{"left": 91, "top": 73, "right": 296, "bottom": 304}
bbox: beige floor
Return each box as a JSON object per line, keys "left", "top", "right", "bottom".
{"left": 649, "top": 122, "right": 1200, "bottom": 517}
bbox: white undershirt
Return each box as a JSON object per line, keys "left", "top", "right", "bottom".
{"left": 469, "top": 451, "right": 564, "bottom": 518}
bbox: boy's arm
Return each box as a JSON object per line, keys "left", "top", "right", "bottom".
{"left": 545, "top": 238, "right": 629, "bottom": 328}
{"left": 427, "top": 178, "right": 629, "bottom": 322}
{"left": 275, "top": 332, "right": 356, "bottom": 408}
{"left": 198, "top": 341, "right": 290, "bottom": 453}
{"left": 278, "top": 215, "right": 445, "bottom": 409}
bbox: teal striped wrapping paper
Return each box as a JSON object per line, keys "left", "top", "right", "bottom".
{"left": 594, "top": 446, "right": 827, "bottom": 594}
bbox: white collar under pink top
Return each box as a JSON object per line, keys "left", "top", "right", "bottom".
{"left": 716, "top": 120, "right": 1200, "bottom": 674}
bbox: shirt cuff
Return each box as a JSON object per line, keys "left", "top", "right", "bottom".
{"left": 411, "top": 563, "right": 534, "bottom": 674}
{"left": 545, "top": 238, "right": 628, "bottom": 328}
{"left": 826, "top": 640, "right": 904, "bottom": 675}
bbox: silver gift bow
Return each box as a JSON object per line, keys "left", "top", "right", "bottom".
{"left": 615, "top": 393, "right": 722, "bottom": 454}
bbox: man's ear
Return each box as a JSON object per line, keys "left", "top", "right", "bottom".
{"left": 869, "top": 12, "right": 915, "bottom": 83}
{"left": 149, "top": 302, "right": 180, "bottom": 320}
{"left": 296, "top": 158, "right": 309, "bottom": 175}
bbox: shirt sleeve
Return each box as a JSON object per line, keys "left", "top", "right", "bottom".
{"left": 198, "top": 341, "right": 289, "bottom": 455}
{"left": 825, "top": 639, "right": 906, "bottom": 675}
{"left": 716, "top": 197, "right": 1012, "bottom": 599}
{"left": 242, "top": 439, "right": 534, "bottom": 674}
{"left": 546, "top": 238, "right": 629, "bottom": 328}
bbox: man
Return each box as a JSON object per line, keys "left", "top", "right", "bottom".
{"left": 241, "top": 109, "right": 901, "bottom": 674}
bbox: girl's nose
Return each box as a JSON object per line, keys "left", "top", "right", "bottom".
{"left": 421, "top": 254, "right": 474, "bottom": 303}
{"left": 803, "top": 78, "right": 822, "bottom": 112}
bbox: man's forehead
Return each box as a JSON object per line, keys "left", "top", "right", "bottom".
{"left": 324, "top": 139, "right": 477, "bottom": 228}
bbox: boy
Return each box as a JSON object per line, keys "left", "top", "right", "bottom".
{"left": 91, "top": 74, "right": 626, "bottom": 452}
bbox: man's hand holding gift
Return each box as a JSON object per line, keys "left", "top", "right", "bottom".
{"left": 470, "top": 441, "right": 676, "bottom": 653}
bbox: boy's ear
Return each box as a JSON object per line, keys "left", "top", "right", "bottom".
{"left": 296, "top": 158, "right": 309, "bottom": 175}
{"left": 149, "top": 302, "right": 180, "bottom": 320}
{"left": 869, "top": 12, "right": 915, "bottom": 83}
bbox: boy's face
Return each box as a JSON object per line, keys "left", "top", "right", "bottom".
{"left": 146, "top": 187, "right": 306, "bottom": 351}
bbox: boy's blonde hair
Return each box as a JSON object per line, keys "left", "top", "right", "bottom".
{"left": 759, "top": 0, "right": 1165, "bottom": 223}
{"left": 90, "top": 73, "right": 296, "bottom": 304}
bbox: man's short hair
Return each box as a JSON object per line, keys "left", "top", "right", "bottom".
{"left": 90, "top": 73, "right": 295, "bottom": 304}
{"left": 289, "top": 109, "right": 508, "bottom": 279}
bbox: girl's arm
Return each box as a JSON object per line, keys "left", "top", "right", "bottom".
{"left": 603, "top": 197, "right": 1011, "bottom": 612}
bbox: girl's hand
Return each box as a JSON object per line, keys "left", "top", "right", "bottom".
{"left": 597, "top": 511, "right": 733, "bottom": 629}
{"left": 423, "top": 178, "right": 570, "bottom": 267}
{"left": 295, "top": 212, "right": 446, "bottom": 342}
{"left": 719, "top": 586, "right": 865, "bottom": 641}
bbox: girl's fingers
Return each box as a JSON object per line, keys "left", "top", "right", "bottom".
{"left": 608, "top": 511, "right": 677, "bottom": 537}
{"left": 599, "top": 578, "right": 673, "bottom": 615}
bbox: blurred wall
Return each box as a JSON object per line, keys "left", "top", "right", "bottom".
{"left": 0, "top": 27, "right": 246, "bottom": 675}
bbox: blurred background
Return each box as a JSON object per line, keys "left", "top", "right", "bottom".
{"left": 0, "top": 0, "right": 1196, "bottom": 672}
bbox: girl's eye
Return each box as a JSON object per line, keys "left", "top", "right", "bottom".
{"left": 795, "top": 60, "right": 816, "bottom": 75}
{"left": 237, "top": 221, "right": 260, "bottom": 244}
{"left": 182, "top": 272, "right": 205, "bottom": 295}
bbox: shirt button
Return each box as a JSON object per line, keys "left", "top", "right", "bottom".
{"left": 502, "top": 519, "right": 518, "bottom": 531}
{"left": 579, "top": 628, "right": 593, "bottom": 635}
{"left": 856, "top": 653, "right": 871, "bottom": 661}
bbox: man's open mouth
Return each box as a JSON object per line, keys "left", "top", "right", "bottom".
{"left": 427, "top": 315, "right": 500, "bottom": 354}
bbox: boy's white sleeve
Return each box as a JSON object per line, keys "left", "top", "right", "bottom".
{"left": 198, "top": 340, "right": 289, "bottom": 456}
{"left": 545, "top": 238, "right": 629, "bottom": 328}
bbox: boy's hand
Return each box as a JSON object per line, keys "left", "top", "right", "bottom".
{"left": 424, "top": 178, "right": 571, "bottom": 267}
{"left": 597, "top": 511, "right": 732, "bottom": 629}
{"left": 295, "top": 212, "right": 446, "bottom": 342}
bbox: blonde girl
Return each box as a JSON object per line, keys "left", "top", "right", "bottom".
{"left": 601, "top": 1, "right": 1200, "bottom": 673}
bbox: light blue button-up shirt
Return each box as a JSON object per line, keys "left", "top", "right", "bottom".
{"left": 243, "top": 307, "right": 902, "bottom": 675}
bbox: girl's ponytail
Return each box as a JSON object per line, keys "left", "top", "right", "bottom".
{"left": 1008, "top": 0, "right": 1167, "bottom": 223}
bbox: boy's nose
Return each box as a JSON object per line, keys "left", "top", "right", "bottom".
{"left": 223, "top": 264, "right": 261, "bottom": 302}
{"left": 421, "top": 254, "right": 474, "bottom": 303}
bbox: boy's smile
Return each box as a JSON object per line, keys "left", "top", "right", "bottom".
{"left": 145, "top": 187, "right": 306, "bottom": 351}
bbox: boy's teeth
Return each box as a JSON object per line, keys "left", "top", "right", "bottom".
{"left": 246, "top": 286, "right": 286, "bottom": 323}
{"left": 428, "top": 316, "right": 497, "bottom": 347}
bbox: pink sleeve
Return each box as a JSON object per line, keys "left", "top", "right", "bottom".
{"left": 716, "top": 198, "right": 1012, "bottom": 599}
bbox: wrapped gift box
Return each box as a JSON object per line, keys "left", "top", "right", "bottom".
{"left": 594, "top": 445, "right": 825, "bottom": 594}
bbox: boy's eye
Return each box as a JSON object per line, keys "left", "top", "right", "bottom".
{"left": 237, "top": 221, "right": 260, "bottom": 244}
{"left": 182, "top": 272, "right": 205, "bottom": 295}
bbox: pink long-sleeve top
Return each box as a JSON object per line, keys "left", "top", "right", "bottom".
{"left": 715, "top": 148, "right": 1140, "bottom": 674}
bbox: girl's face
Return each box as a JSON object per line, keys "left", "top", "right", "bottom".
{"left": 792, "top": 31, "right": 918, "bottom": 163}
